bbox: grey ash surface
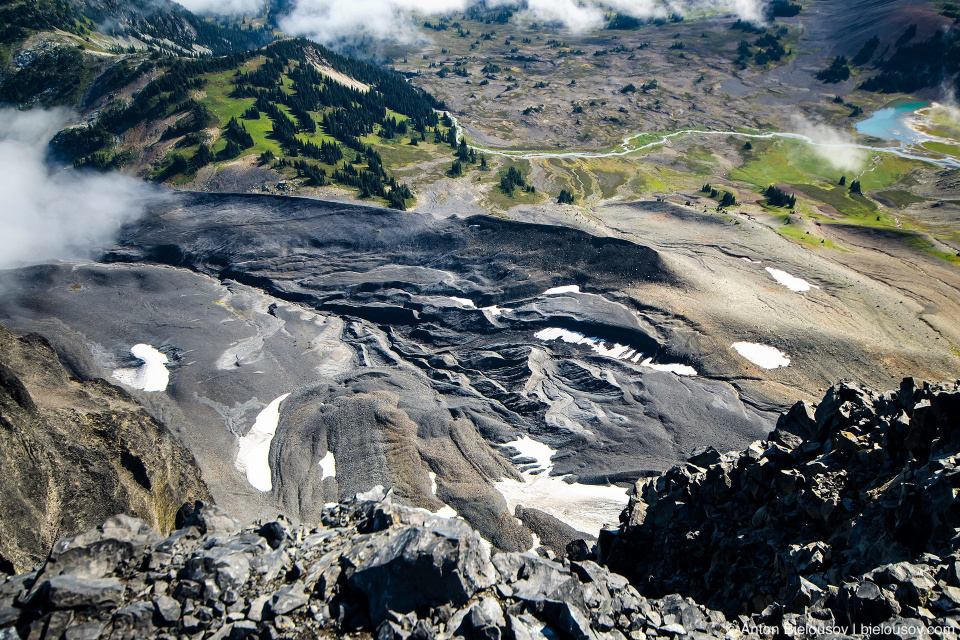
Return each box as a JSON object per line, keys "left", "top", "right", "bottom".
{"left": 0, "top": 191, "right": 774, "bottom": 546}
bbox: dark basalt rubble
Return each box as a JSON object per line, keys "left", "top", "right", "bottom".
{"left": 604, "top": 378, "right": 960, "bottom": 635}
{"left": 0, "top": 491, "right": 736, "bottom": 640}
{"left": 1, "top": 379, "right": 958, "bottom": 640}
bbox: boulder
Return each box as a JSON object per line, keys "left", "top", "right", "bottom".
{"left": 180, "top": 502, "right": 241, "bottom": 537}
{"left": 347, "top": 519, "right": 496, "bottom": 624}
{"left": 265, "top": 581, "right": 309, "bottom": 617}
{"left": 153, "top": 594, "right": 181, "bottom": 624}
{"left": 462, "top": 597, "right": 506, "bottom": 640}
{"left": 32, "top": 575, "right": 124, "bottom": 609}
{"left": 540, "top": 599, "right": 598, "bottom": 640}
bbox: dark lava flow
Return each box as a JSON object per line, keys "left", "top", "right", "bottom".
{"left": 0, "top": 191, "right": 774, "bottom": 550}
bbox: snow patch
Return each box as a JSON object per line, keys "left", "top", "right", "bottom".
{"left": 543, "top": 284, "right": 581, "bottom": 295}
{"left": 503, "top": 436, "right": 556, "bottom": 474}
{"left": 640, "top": 358, "right": 698, "bottom": 376}
{"left": 235, "top": 393, "right": 290, "bottom": 492}
{"left": 496, "top": 434, "right": 627, "bottom": 535}
{"left": 740, "top": 257, "right": 762, "bottom": 264}
{"left": 427, "top": 471, "right": 459, "bottom": 518}
{"left": 535, "top": 327, "right": 695, "bottom": 374}
{"left": 530, "top": 532, "right": 543, "bottom": 550}
{"left": 765, "top": 267, "right": 819, "bottom": 292}
{"left": 732, "top": 342, "right": 791, "bottom": 369}
{"left": 111, "top": 344, "right": 169, "bottom": 392}
{"left": 449, "top": 297, "right": 476, "bottom": 308}
{"left": 534, "top": 327, "right": 634, "bottom": 360}
{"left": 319, "top": 451, "right": 336, "bottom": 479}
{"left": 482, "top": 305, "right": 504, "bottom": 317}
{"left": 494, "top": 475, "right": 628, "bottom": 536}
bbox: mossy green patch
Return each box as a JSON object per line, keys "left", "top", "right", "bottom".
{"left": 855, "top": 155, "right": 920, "bottom": 192}
{"left": 874, "top": 189, "right": 927, "bottom": 208}
{"left": 730, "top": 139, "right": 845, "bottom": 187}
{"left": 377, "top": 139, "right": 438, "bottom": 169}
{"left": 199, "top": 69, "right": 283, "bottom": 158}
{"left": 777, "top": 222, "right": 844, "bottom": 250}
{"left": 792, "top": 183, "right": 879, "bottom": 219}
{"left": 904, "top": 233, "right": 960, "bottom": 264}
{"left": 921, "top": 140, "right": 960, "bottom": 158}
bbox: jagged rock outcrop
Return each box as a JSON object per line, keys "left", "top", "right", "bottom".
{"left": 0, "top": 490, "right": 741, "bottom": 640}
{"left": 604, "top": 378, "right": 960, "bottom": 635}
{"left": 0, "top": 323, "right": 211, "bottom": 574}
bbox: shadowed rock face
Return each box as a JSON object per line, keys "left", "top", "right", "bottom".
{"left": 604, "top": 378, "right": 960, "bottom": 619}
{"left": 0, "top": 323, "right": 210, "bottom": 573}
{"left": 0, "top": 192, "right": 775, "bottom": 546}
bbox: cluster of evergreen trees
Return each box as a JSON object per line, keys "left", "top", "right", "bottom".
{"left": 52, "top": 51, "right": 259, "bottom": 166}
{"left": 444, "top": 129, "right": 486, "bottom": 177}
{"left": 387, "top": 184, "right": 414, "bottom": 210}
{"left": 816, "top": 56, "right": 851, "bottom": 84}
{"left": 220, "top": 116, "right": 254, "bottom": 158}
{"left": 161, "top": 102, "right": 214, "bottom": 139}
{"left": 852, "top": 36, "right": 880, "bottom": 66}
{"left": 0, "top": 46, "right": 86, "bottom": 105}
{"left": 606, "top": 11, "right": 680, "bottom": 29}
{"left": 701, "top": 184, "right": 737, "bottom": 208}
{"left": 768, "top": 0, "right": 802, "bottom": 18}
{"left": 557, "top": 189, "right": 575, "bottom": 204}
{"left": 0, "top": 0, "right": 272, "bottom": 56}
{"left": 75, "top": 0, "right": 273, "bottom": 56}
{"left": 330, "top": 160, "right": 393, "bottom": 200}
{"left": 733, "top": 29, "right": 789, "bottom": 68}
{"left": 500, "top": 166, "right": 534, "bottom": 196}
{"left": 28, "top": 23, "right": 444, "bottom": 210}
{"left": 214, "top": 39, "right": 444, "bottom": 206}
{"left": 294, "top": 159, "right": 327, "bottom": 185}
{"left": 731, "top": 19, "right": 766, "bottom": 33}
{"left": 0, "top": 0, "right": 83, "bottom": 48}
{"left": 50, "top": 122, "right": 114, "bottom": 162}
{"left": 859, "top": 27, "right": 959, "bottom": 96}
{"left": 246, "top": 39, "right": 444, "bottom": 129}
{"left": 764, "top": 185, "right": 796, "bottom": 208}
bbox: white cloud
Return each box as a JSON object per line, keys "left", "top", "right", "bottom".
{"left": 791, "top": 115, "right": 867, "bottom": 174}
{"left": 0, "top": 108, "right": 163, "bottom": 270}
{"left": 273, "top": 0, "right": 770, "bottom": 48}
{"left": 174, "top": 0, "right": 267, "bottom": 15}
{"left": 278, "top": 0, "right": 438, "bottom": 47}
{"left": 520, "top": 0, "right": 606, "bottom": 32}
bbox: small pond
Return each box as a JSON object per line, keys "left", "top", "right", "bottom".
{"left": 854, "top": 101, "right": 928, "bottom": 145}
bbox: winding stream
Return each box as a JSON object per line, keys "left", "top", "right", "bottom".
{"left": 447, "top": 107, "right": 960, "bottom": 169}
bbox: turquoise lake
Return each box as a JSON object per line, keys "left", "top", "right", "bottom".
{"left": 854, "top": 101, "right": 929, "bottom": 144}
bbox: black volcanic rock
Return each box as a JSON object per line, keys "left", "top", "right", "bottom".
{"left": 604, "top": 378, "right": 960, "bottom": 632}
{"left": 106, "top": 192, "right": 673, "bottom": 301}
{"left": 346, "top": 517, "right": 496, "bottom": 624}
{"left": 0, "top": 491, "right": 742, "bottom": 640}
